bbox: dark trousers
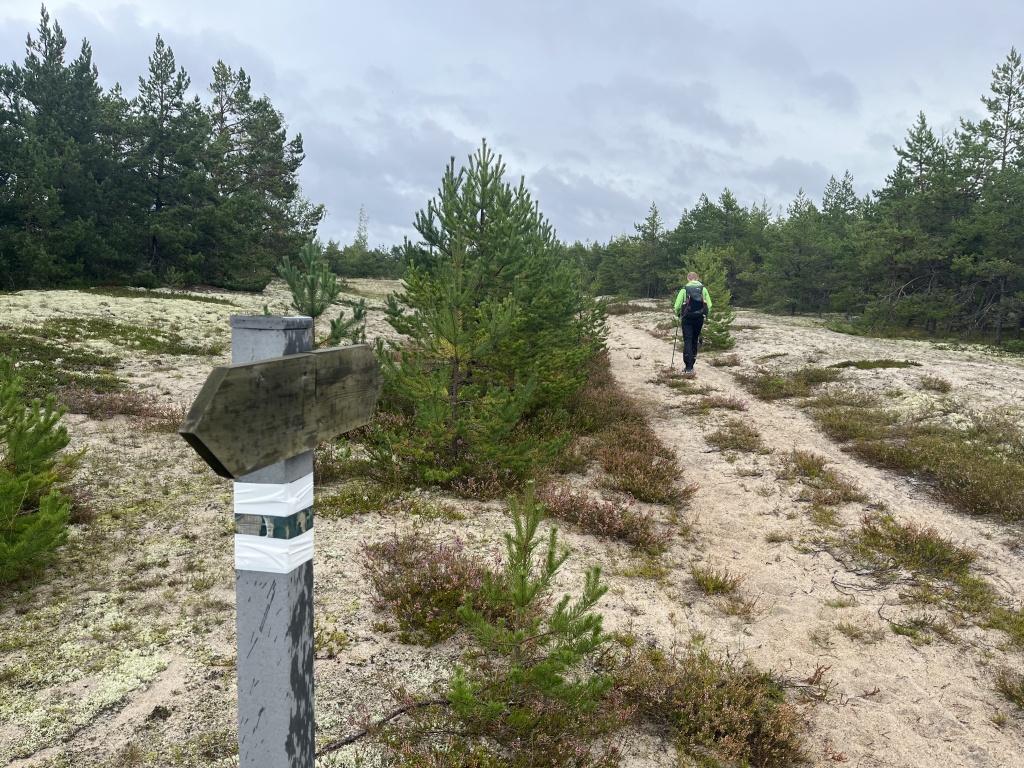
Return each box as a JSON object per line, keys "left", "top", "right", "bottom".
{"left": 681, "top": 315, "right": 704, "bottom": 368}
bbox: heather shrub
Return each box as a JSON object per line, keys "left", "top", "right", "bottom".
{"left": 650, "top": 368, "right": 714, "bottom": 395}
{"left": 362, "top": 529, "right": 491, "bottom": 645}
{"left": 918, "top": 374, "right": 952, "bottom": 393}
{"left": 708, "top": 353, "right": 742, "bottom": 367}
{"left": 994, "top": 667, "right": 1024, "bottom": 709}
{"left": 689, "top": 561, "right": 745, "bottom": 595}
{"left": 735, "top": 366, "right": 841, "bottom": 401}
{"left": 829, "top": 359, "right": 920, "bottom": 370}
{"left": 694, "top": 394, "right": 747, "bottom": 412}
{"left": 854, "top": 513, "right": 975, "bottom": 582}
{"left": 564, "top": 350, "right": 644, "bottom": 434}
{"left": 779, "top": 450, "right": 867, "bottom": 507}
{"left": 810, "top": 401, "right": 898, "bottom": 442}
{"left": 613, "top": 644, "right": 805, "bottom": 767}
{"left": 594, "top": 421, "right": 688, "bottom": 504}
{"left": 536, "top": 483, "right": 669, "bottom": 554}
{"left": 57, "top": 385, "right": 183, "bottom": 426}
{"left": 849, "top": 432, "right": 1024, "bottom": 519}
{"left": 705, "top": 418, "right": 769, "bottom": 453}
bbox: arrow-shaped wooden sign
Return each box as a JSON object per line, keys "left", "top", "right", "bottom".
{"left": 179, "top": 344, "right": 382, "bottom": 479}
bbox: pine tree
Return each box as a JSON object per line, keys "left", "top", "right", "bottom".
{"left": 277, "top": 240, "right": 366, "bottom": 347}
{"left": 679, "top": 245, "right": 735, "bottom": 349}
{"left": 279, "top": 240, "right": 344, "bottom": 320}
{"left": 975, "top": 47, "right": 1024, "bottom": 172}
{"left": 956, "top": 48, "right": 1024, "bottom": 341}
{"left": 0, "top": 7, "right": 122, "bottom": 286}
{"left": 632, "top": 203, "right": 671, "bottom": 297}
{"left": 201, "top": 61, "right": 324, "bottom": 289}
{"left": 124, "top": 35, "right": 211, "bottom": 284}
{"left": 445, "top": 483, "right": 616, "bottom": 766}
{"left": 0, "top": 355, "right": 78, "bottom": 584}
{"left": 756, "top": 190, "right": 832, "bottom": 314}
{"left": 372, "top": 141, "right": 603, "bottom": 486}
{"left": 375, "top": 245, "right": 537, "bottom": 485}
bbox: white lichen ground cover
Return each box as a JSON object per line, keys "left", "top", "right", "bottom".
{"left": 2, "top": 286, "right": 1024, "bottom": 767}
{"left": 0, "top": 280, "right": 396, "bottom": 766}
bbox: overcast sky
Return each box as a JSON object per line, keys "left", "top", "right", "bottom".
{"left": 3, "top": 1, "right": 1023, "bottom": 247}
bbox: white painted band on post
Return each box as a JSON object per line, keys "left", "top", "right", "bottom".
{"left": 235, "top": 529, "right": 315, "bottom": 573}
{"left": 234, "top": 473, "right": 314, "bottom": 517}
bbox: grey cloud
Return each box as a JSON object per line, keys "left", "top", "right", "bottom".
{"left": 529, "top": 166, "right": 649, "bottom": 242}
{"left": 867, "top": 131, "right": 899, "bottom": 154}
{"left": 568, "top": 76, "right": 761, "bottom": 147}
{"left": 301, "top": 114, "right": 478, "bottom": 246}
{"left": 799, "top": 71, "right": 860, "bottom": 114}
{"left": 748, "top": 156, "right": 833, "bottom": 203}
{"left": 739, "top": 23, "right": 862, "bottom": 115}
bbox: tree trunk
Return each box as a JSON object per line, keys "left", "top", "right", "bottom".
{"left": 995, "top": 278, "right": 1006, "bottom": 346}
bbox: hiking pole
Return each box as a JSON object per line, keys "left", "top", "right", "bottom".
{"left": 670, "top": 319, "right": 679, "bottom": 368}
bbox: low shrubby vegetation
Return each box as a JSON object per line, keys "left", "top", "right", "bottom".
{"left": 594, "top": 420, "right": 684, "bottom": 504}
{"left": 816, "top": 510, "right": 1024, "bottom": 649}
{"left": 708, "top": 353, "right": 742, "bottom": 367}
{"left": 995, "top": 667, "right": 1024, "bottom": 709}
{"left": 706, "top": 417, "right": 769, "bottom": 454}
{"left": 734, "top": 365, "right": 842, "bottom": 401}
{"left": 829, "top": 359, "right": 921, "bottom": 370}
{"left": 362, "top": 529, "right": 491, "bottom": 645}
{"left": 39, "top": 316, "right": 225, "bottom": 357}
{"left": 689, "top": 561, "right": 745, "bottom": 595}
{"left": 612, "top": 643, "right": 804, "bottom": 767}
{"left": 0, "top": 326, "right": 121, "bottom": 401}
{"left": 694, "top": 393, "right": 748, "bottom": 412}
{"left": 536, "top": 484, "right": 669, "bottom": 554}
{"left": 918, "top": 374, "right": 953, "bottom": 393}
{"left": 650, "top": 368, "right": 714, "bottom": 395}
{"left": 767, "top": 385, "right": 1024, "bottom": 653}
{"left": 806, "top": 392, "right": 1024, "bottom": 521}
{"left": 332, "top": 486, "right": 805, "bottom": 767}
{"left": 778, "top": 450, "right": 867, "bottom": 511}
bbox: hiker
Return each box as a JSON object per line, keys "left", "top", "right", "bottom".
{"left": 673, "top": 271, "right": 712, "bottom": 373}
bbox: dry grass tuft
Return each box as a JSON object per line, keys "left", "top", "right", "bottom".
{"left": 694, "top": 394, "right": 748, "bottom": 412}
{"left": 708, "top": 353, "right": 742, "bottom": 368}
{"left": 690, "top": 561, "right": 745, "bottom": 595}
{"left": 705, "top": 418, "right": 769, "bottom": 453}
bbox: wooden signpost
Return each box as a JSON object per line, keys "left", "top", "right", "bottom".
{"left": 179, "top": 316, "right": 382, "bottom": 768}
{"left": 180, "top": 344, "right": 382, "bottom": 479}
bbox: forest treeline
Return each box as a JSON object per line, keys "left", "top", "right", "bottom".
{"left": 4, "top": 7, "right": 1024, "bottom": 345}
{"left": 0, "top": 9, "right": 329, "bottom": 291}
{"left": 579, "top": 49, "right": 1024, "bottom": 344}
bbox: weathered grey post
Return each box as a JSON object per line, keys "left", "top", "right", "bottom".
{"left": 230, "top": 315, "right": 315, "bottom": 768}
{"left": 179, "top": 314, "right": 381, "bottom": 767}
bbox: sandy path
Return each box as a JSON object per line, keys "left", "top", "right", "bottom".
{"left": 605, "top": 308, "right": 1024, "bottom": 767}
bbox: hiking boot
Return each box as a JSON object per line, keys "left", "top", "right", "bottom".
{"left": 684, "top": 366, "right": 694, "bottom": 373}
